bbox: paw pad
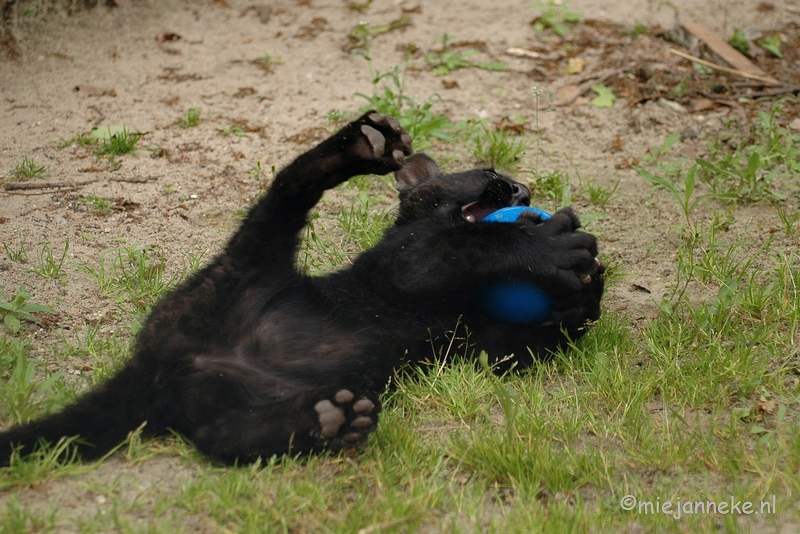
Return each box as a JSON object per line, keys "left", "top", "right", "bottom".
{"left": 313, "top": 389, "right": 378, "bottom": 448}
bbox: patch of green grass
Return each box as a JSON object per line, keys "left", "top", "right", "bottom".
{"left": 55, "top": 323, "right": 129, "bottom": 385}
{"left": 28, "top": 239, "right": 69, "bottom": 282}
{"left": 423, "top": 33, "right": 507, "bottom": 76}
{"left": 532, "top": 169, "right": 572, "bottom": 208}
{"left": 0, "top": 286, "right": 56, "bottom": 334}
{"left": 729, "top": 28, "right": 750, "bottom": 54}
{"left": 10, "top": 156, "right": 47, "bottom": 181}
{"left": 471, "top": 124, "right": 529, "bottom": 172}
{"left": 0, "top": 335, "right": 68, "bottom": 426}
{"left": 2, "top": 242, "right": 28, "bottom": 264}
{"left": 219, "top": 124, "right": 245, "bottom": 137}
{"left": 355, "top": 55, "right": 456, "bottom": 150}
{"left": 529, "top": 0, "right": 582, "bottom": 37}
{"left": 93, "top": 127, "right": 141, "bottom": 158}
{"left": 583, "top": 178, "right": 619, "bottom": 208}
{"left": 177, "top": 107, "right": 202, "bottom": 128}
{"left": 78, "top": 193, "right": 112, "bottom": 215}
{"left": 79, "top": 244, "right": 183, "bottom": 328}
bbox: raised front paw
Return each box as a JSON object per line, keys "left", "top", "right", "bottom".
{"left": 340, "top": 111, "right": 413, "bottom": 176}
{"left": 313, "top": 389, "right": 380, "bottom": 451}
{"left": 521, "top": 207, "right": 602, "bottom": 295}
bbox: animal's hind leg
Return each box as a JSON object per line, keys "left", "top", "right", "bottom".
{"left": 187, "top": 387, "right": 381, "bottom": 464}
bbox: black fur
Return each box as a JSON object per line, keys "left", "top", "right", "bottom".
{"left": 0, "top": 112, "right": 604, "bottom": 465}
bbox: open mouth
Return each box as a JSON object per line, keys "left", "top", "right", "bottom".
{"left": 460, "top": 201, "right": 500, "bottom": 223}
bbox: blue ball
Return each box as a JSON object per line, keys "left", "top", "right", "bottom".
{"left": 478, "top": 206, "right": 553, "bottom": 324}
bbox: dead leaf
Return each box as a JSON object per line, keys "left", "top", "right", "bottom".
{"left": 566, "top": 57, "right": 586, "bottom": 74}
{"left": 756, "top": 396, "right": 777, "bottom": 415}
{"left": 608, "top": 136, "right": 624, "bottom": 152}
{"left": 233, "top": 87, "right": 256, "bottom": 98}
{"left": 555, "top": 84, "right": 580, "bottom": 102}
{"left": 693, "top": 98, "right": 715, "bottom": 112}
{"left": 156, "top": 32, "right": 182, "bottom": 42}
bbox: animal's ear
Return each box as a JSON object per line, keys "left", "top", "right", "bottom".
{"left": 394, "top": 153, "right": 439, "bottom": 191}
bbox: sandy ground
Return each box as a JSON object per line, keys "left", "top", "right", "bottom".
{"left": 1, "top": 0, "right": 799, "bottom": 530}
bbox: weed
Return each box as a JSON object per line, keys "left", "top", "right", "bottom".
{"left": 629, "top": 21, "right": 648, "bottom": 38}
{"left": 78, "top": 193, "right": 112, "bottom": 215}
{"left": 423, "top": 33, "right": 507, "bottom": 76}
{"left": 529, "top": 0, "right": 581, "bottom": 37}
{"left": 219, "top": 124, "right": 245, "bottom": 137}
{"left": 337, "top": 192, "right": 392, "bottom": 251}
{"left": 699, "top": 102, "right": 799, "bottom": 202}
{"left": 93, "top": 127, "right": 141, "bottom": 157}
{"left": 777, "top": 205, "right": 800, "bottom": 235}
{"left": 80, "top": 245, "right": 182, "bottom": 326}
{"left": 248, "top": 160, "right": 263, "bottom": 180}
{"left": 56, "top": 324, "right": 129, "bottom": 385}
{"left": 2, "top": 242, "right": 28, "bottom": 264}
{"left": 643, "top": 132, "right": 681, "bottom": 164}
{"left": 635, "top": 164, "right": 701, "bottom": 225}
{"left": 326, "top": 109, "right": 350, "bottom": 127}
{"left": 758, "top": 35, "right": 782, "bottom": 58}
{"left": 252, "top": 53, "right": 283, "bottom": 73}
{"left": 28, "top": 239, "right": 69, "bottom": 282}
{"left": 11, "top": 156, "right": 47, "bottom": 181}
{"left": 177, "top": 107, "right": 202, "bottom": 128}
{"left": 533, "top": 169, "right": 572, "bottom": 208}
{"left": 345, "top": 16, "right": 411, "bottom": 52}
{"left": 57, "top": 132, "right": 98, "bottom": 148}
{"left": 355, "top": 54, "right": 455, "bottom": 149}
{"left": 0, "top": 286, "right": 56, "bottom": 334}
{"left": 729, "top": 28, "right": 750, "bottom": 54}
{"left": 471, "top": 125, "right": 529, "bottom": 172}
{"left": 583, "top": 178, "right": 619, "bottom": 208}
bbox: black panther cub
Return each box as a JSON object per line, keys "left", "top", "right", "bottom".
{"left": 0, "top": 112, "right": 603, "bottom": 465}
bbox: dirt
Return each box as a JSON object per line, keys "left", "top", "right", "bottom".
{"left": 1, "top": 0, "right": 800, "bottom": 530}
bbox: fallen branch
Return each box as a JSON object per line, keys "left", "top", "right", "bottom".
{"left": 3, "top": 179, "right": 98, "bottom": 191}
{"left": 669, "top": 48, "right": 780, "bottom": 85}
{"left": 743, "top": 85, "right": 800, "bottom": 99}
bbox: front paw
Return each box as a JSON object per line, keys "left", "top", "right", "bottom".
{"left": 342, "top": 111, "right": 413, "bottom": 175}
{"left": 523, "top": 208, "right": 601, "bottom": 294}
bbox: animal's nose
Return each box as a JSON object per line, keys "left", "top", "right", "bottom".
{"left": 511, "top": 183, "right": 530, "bottom": 206}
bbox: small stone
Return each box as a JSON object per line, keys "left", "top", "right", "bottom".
{"left": 657, "top": 98, "right": 688, "bottom": 114}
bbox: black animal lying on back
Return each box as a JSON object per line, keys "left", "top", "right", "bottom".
{"left": 0, "top": 112, "right": 604, "bottom": 465}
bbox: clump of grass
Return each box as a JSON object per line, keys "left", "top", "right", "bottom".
{"left": 3, "top": 242, "right": 28, "bottom": 264}
{"left": 28, "top": 240, "right": 69, "bottom": 282}
{"left": 529, "top": 0, "right": 582, "bottom": 36}
{"left": 219, "top": 124, "right": 245, "bottom": 137}
{"left": 80, "top": 245, "right": 183, "bottom": 329}
{"left": 78, "top": 193, "right": 112, "bottom": 215}
{"left": 355, "top": 57, "right": 455, "bottom": 150}
{"left": 0, "top": 286, "right": 56, "bottom": 334}
{"left": 11, "top": 156, "right": 47, "bottom": 181}
{"left": 93, "top": 127, "right": 141, "bottom": 157}
{"left": 177, "top": 107, "right": 202, "bottom": 128}
{"left": 471, "top": 125, "right": 529, "bottom": 172}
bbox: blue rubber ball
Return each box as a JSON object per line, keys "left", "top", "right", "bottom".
{"left": 478, "top": 206, "right": 553, "bottom": 324}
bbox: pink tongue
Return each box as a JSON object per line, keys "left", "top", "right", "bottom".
{"left": 462, "top": 202, "right": 497, "bottom": 223}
